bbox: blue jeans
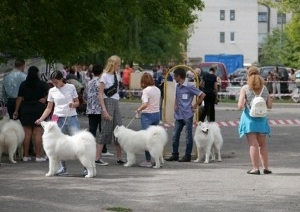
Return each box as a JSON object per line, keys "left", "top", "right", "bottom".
{"left": 172, "top": 116, "right": 194, "bottom": 156}
{"left": 141, "top": 112, "right": 160, "bottom": 161}
{"left": 57, "top": 116, "right": 80, "bottom": 136}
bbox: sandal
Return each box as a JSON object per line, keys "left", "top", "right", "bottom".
{"left": 263, "top": 169, "right": 272, "bottom": 174}
{"left": 247, "top": 169, "right": 260, "bottom": 175}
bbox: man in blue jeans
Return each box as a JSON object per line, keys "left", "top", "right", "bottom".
{"left": 166, "top": 68, "right": 206, "bottom": 162}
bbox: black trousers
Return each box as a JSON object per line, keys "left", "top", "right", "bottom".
{"left": 88, "top": 114, "right": 107, "bottom": 153}
{"left": 200, "top": 93, "right": 216, "bottom": 122}
{"left": 7, "top": 98, "right": 17, "bottom": 119}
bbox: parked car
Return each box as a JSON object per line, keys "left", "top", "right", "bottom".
{"left": 259, "top": 66, "right": 289, "bottom": 94}
{"left": 198, "top": 62, "right": 229, "bottom": 92}
{"left": 229, "top": 68, "right": 247, "bottom": 86}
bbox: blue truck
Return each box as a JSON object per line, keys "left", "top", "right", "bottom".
{"left": 204, "top": 54, "right": 244, "bottom": 74}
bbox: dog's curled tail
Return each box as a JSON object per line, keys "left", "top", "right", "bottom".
{"left": 148, "top": 126, "right": 168, "bottom": 146}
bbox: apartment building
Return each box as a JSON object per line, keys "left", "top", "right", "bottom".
{"left": 187, "top": 0, "right": 292, "bottom": 66}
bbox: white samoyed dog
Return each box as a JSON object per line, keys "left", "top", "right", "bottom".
{"left": 193, "top": 121, "right": 223, "bottom": 164}
{"left": 0, "top": 118, "right": 25, "bottom": 163}
{"left": 41, "top": 121, "right": 96, "bottom": 178}
{"left": 113, "top": 125, "right": 168, "bottom": 168}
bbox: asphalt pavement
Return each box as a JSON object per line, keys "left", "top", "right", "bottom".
{"left": 0, "top": 101, "right": 300, "bottom": 212}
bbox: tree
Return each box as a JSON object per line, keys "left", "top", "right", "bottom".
{"left": 285, "top": 14, "right": 300, "bottom": 68}
{"left": 259, "top": 0, "right": 300, "bottom": 68}
{"left": 259, "top": 0, "right": 300, "bottom": 13}
{"left": 0, "top": 0, "right": 205, "bottom": 65}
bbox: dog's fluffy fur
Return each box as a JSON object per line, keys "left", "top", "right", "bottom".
{"left": 193, "top": 121, "right": 223, "bottom": 164}
{"left": 113, "top": 125, "right": 168, "bottom": 168}
{"left": 0, "top": 118, "right": 25, "bottom": 163}
{"left": 41, "top": 121, "right": 96, "bottom": 178}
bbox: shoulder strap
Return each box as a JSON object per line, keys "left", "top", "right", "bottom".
{"left": 252, "top": 86, "right": 264, "bottom": 97}
{"left": 258, "top": 86, "right": 264, "bottom": 97}
{"left": 113, "top": 72, "right": 118, "bottom": 85}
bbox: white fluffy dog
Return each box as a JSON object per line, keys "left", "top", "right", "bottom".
{"left": 193, "top": 121, "right": 223, "bottom": 164}
{"left": 113, "top": 125, "right": 168, "bottom": 168}
{"left": 41, "top": 121, "right": 96, "bottom": 178}
{"left": 0, "top": 118, "right": 25, "bottom": 163}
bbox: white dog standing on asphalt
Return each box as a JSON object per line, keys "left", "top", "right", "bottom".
{"left": 41, "top": 121, "right": 96, "bottom": 178}
{"left": 113, "top": 125, "right": 168, "bottom": 168}
{"left": 0, "top": 118, "right": 25, "bottom": 164}
{"left": 193, "top": 121, "right": 223, "bottom": 164}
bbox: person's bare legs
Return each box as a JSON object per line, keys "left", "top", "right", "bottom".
{"left": 115, "top": 142, "right": 122, "bottom": 160}
{"left": 246, "top": 133, "right": 260, "bottom": 171}
{"left": 23, "top": 126, "right": 33, "bottom": 158}
{"left": 96, "top": 143, "right": 104, "bottom": 161}
{"left": 33, "top": 126, "right": 43, "bottom": 158}
{"left": 257, "top": 134, "right": 269, "bottom": 170}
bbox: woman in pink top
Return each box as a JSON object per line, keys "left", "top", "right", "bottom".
{"left": 136, "top": 73, "right": 161, "bottom": 167}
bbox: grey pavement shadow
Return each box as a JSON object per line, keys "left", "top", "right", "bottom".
{"left": 272, "top": 173, "right": 300, "bottom": 176}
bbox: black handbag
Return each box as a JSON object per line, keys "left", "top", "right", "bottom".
{"left": 104, "top": 72, "right": 118, "bottom": 97}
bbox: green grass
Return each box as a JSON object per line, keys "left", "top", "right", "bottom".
{"left": 119, "top": 96, "right": 295, "bottom": 104}
{"left": 219, "top": 98, "right": 294, "bottom": 103}
{"left": 105, "top": 207, "right": 133, "bottom": 212}
{"left": 119, "top": 98, "right": 140, "bottom": 103}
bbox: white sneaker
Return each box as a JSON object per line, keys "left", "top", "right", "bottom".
{"left": 102, "top": 151, "right": 114, "bottom": 156}
{"left": 23, "top": 157, "right": 31, "bottom": 162}
{"left": 138, "top": 161, "right": 153, "bottom": 168}
{"left": 35, "top": 157, "right": 47, "bottom": 162}
{"left": 55, "top": 167, "right": 68, "bottom": 176}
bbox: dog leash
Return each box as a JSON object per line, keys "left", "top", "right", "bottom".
{"left": 126, "top": 113, "right": 138, "bottom": 128}
{"left": 58, "top": 107, "right": 72, "bottom": 129}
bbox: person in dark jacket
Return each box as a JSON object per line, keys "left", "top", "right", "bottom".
{"left": 199, "top": 67, "right": 218, "bottom": 122}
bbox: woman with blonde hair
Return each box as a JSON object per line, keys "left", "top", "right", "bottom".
{"left": 136, "top": 73, "right": 161, "bottom": 167}
{"left": 238, "top": 66, "right": 273, "bottom": 175}
{"left": 98, "top": 55, "right": 125, "bottom": 164}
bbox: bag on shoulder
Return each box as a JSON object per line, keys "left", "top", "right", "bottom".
{"left": 104, "top": 72, "right": 118, "bottom": 97}
{"left": 249, "top": 87, "right": 267, "bottom": 117}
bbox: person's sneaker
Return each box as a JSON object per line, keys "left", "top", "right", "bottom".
{"left": 152, "top": 162, "right": 163, "bottom": 168}
{"left": 55, "top": 167, "right": 68, "bottom": 176}
{"left": 35, "top": 157, "right": 47, "bottom": 162}
{"left": 138, "top": 161, "right": 153, "bottom": 168}
{"left": 179, "top": 155, "right": 191, "bottom": 162}
{"left": 165, "top": 155, "right": 179, "bottom": 162}
{"left": 116, "top": 159, "right": 126, "bottom": 165}
{"left": 95, "top": 159, "right": 108, "bottom": 166}
{"left": 102, "top": 151, "right": 114, "bottom": 156}
{"left": 82, "top": 168, "right": 88, "bottom": 176}
{"left": 22, "top": 157, "right": 31, "bottom": 162}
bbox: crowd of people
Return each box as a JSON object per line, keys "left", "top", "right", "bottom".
{"left": 1, "top": 57, "right": 273, "bottom": 175}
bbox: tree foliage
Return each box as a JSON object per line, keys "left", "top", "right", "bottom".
{"left": 259, "top": 0, "right": 300, "bottom": 13}
{"left": 0, "top": 0, "right": 205, "bottom": 65}
{"left": 285, "top": 13, "right": 300, "bottom": 68}
{"left": 259, "top": 0, "right": 300, "bottom": 68}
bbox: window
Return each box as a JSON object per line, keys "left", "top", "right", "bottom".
{"left": 277, "top": 13, "right": 286, "bottom": 24}
{"left": 258, "top": 12, "right": 267, "bottom": 22}
{"left": 220, "top": 32, "right": 225, "bottom": 43}
{"left": 230, "top": 32, "right": 235, "bottom": 42}
{"left": 220, "top": 10, "right": 225, "bottom": 20}
{"left": 230, "top": 10, "right": 235, "bottom": 21}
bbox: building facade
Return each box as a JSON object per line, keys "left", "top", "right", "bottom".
{"left": 187, "top": 0, "right": 292, "bottom": 66}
